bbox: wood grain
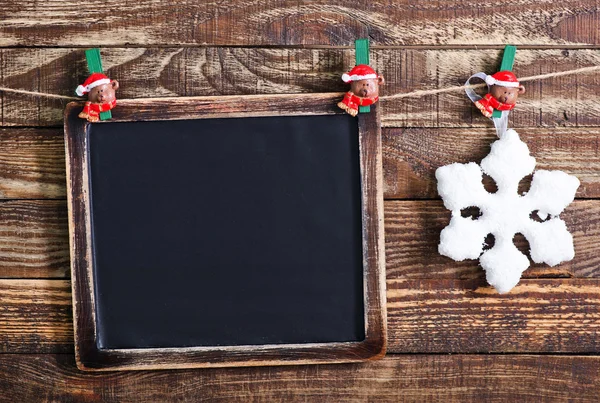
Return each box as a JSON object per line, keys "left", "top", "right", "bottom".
{"left": 2, "top": 0, "right": 599, "bottom": 397}
{"left": 1, "top": 1, "right": 599, "bottom": 46}
{"left": 0, "top": 354, "right": 599, "bottom": 403}
{"left": 387, "top": 278, "right": 600, "bottom": 353}
{"left": 0, "top": 199, "right": 597, "bottom": 281}
{"left": 0, "top": 128, "right": 65, "bottom": 199}
{"left": 4, "top": 277, "right": 600, "bottom": 354}
{"left": 383, "top": 127, "right": 600, "bottom": 199}
{"left": 2, "top": 48, "right": 599, "bottom": 127}
{"left": 0, "top": 200, "right": 69, "bottom": 278}
{"left": 386, "top": 200, "right": 600, "bottom": 280}
{"left": 5, "top": 126, "right": 600, "bottom": 200}
{"left": 0, "top": 279, "right": 72, "bottom": 353}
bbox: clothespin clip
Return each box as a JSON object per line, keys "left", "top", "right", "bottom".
{"left": 75, "top": 49, "right": 119, "bottom": 122}
{"left": 491, "top": 45, "right": 518, "bottom": 119}
{"left": 337, "top": 39, "right": 385, "bottom": 117}
{"left": 464, "top": 45, "right": 525, "bottom": 137}
{"left": 355, "top": 39, "right": 372, "bottom": 114}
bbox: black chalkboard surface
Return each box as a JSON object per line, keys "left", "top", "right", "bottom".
{"left": 89, "top": 115, "right": 365, "bottom": 349}
{"left": 65, "top": 94, "right": 386, "bottom": 370}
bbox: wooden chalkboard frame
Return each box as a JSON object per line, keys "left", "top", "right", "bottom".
{"left": 64, "top": 93, "right": 386, "bottom": 371}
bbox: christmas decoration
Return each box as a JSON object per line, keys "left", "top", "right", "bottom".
{"left": 473, "top": 71, "right": 526, "bottom": 118}
{"left": 337, "top": 64, "right": 384, "bottom": 117}
{"left": 437, "top": 45, "right": 579, "bottom": 294}
{"left": 75, "top": 48, "right": 118, "bottom": 122}
{"left": 437, "top": 129, "right": 579, "bottom": 294}
{"left": 76, "top": 73, "right": 119, "bottom": 122}
{"left": 338, "top": 39, "right": 384, "bottom": 117}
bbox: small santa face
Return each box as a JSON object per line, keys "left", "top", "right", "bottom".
{"left": 350, "top": 77, "right": 384, "bottom": 99}
{"left": 489, "top": 84, "right": 525, "bottom": 105}
{"left": 87, "top": 81, "right": 119, "bottom": 104}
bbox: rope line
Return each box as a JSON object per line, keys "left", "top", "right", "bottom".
{"left": 1, "top": 65, "right": 599, "bottom": 102}
{"left": 0, "top": 87, "right": 78, "bottom": 100}
{"left": 379, "top": 65, "right": 600, "bottom": 100}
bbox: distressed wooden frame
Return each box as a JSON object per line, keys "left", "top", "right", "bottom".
{"left": 64, "top": 93, "right": 386, "bottom": 371}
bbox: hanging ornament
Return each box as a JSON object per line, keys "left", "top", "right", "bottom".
{"left": 436, "top": 46, "right": 580, "bottom": 294}
{"left": 337, "top": 64, "right": 384, "bottom": 117}
{"left": 75, "top": 49, "right": 119, "bottom": 122}
{"left": 337, "top": 38, "right": 384, "bottom": 117}
{"left": 76, "top": 72, "right": 119, "bottom": 122}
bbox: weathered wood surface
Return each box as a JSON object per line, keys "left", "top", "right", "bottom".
{"left": 0, "top": 199, "right": 596, "bottom": 280}
{"left": 3, "top": 126, "right": 600, "bottom": 200}
{"left": 0, "top": 279, "right": 72, "bottom": 353}
{"left": 387, "top": 278, "right": 600, "bottom": 353}
{"left": 1, "top": 0, "right": 598, "bottom": 397}
{"left": 4, "top": 278, "right": 600, "bottom": 354}
{"left": 1, "top": 354, "right": 600, "bottom": 403}
{"left": 1, "top": 1, "right": 599, "bottom": 47}
{"left": 0, "top": 128, "right": 65, "bottom": 199}
{"left": 386, "top": 200, "right": 600, "bottom": 280}
{"left": 383, "top": 127, "right": 600, "bottom": 199}
{"left": 0, "top": 200, "right": 69, "bottom": 278}
{"left": 2, "top": 48, "right": 599, "bottom": 127}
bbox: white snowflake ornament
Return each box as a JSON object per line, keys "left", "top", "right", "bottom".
{"left": 436, "top": 129, "right": 580, "bottom": 294}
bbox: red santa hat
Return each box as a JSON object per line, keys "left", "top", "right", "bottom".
{"left": 484, "top": 71, "right": 520, "bottom": 88}
{"left": 342, "top": 64, "right": 378, "bottom": 83}
{"left": 76, "top": 73, "right": 112, "bottom": 96}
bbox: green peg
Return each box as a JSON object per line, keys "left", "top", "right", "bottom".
{"left": 355, "top": 39, "right": 371, "bottom": 114}
{"left": 84, "top": 48, "right": 112, "bottom": 121}
{"left": 85, "top": 48, "right": 104, "bottom": 74}
{"left": 491, "top": 45, "right": 517, "bottom": 118}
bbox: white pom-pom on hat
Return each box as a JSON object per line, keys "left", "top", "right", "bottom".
{"left": 75, "top": 85, "right": 86, "bottom": 97}
{"left": 485, "top": 75, "right": 496, "bottom": 86}
{"left": 342, "top": 73, "right": 351, "bottom": 83}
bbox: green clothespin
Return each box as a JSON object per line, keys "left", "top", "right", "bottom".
{"left": 491, "top": 45, "right": 517, "bottom": 118}
{"left": 355, "top": 39, "right": 371, "bottom": 114}
{"left": 85, "top": 49, "right": 112, "bottom": 121}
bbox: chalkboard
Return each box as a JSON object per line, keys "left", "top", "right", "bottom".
{"left": 65, "top": 94, "right": 386, "bottom": 370}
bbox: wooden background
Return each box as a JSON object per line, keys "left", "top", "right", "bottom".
{"left": 1, "top": 1, "right": 600, "bottom": 401}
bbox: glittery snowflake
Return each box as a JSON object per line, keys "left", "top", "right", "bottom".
{"left": 436, "top": 129, "right": 580, "bottom": 293}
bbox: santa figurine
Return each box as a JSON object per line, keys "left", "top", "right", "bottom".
{"left": 75, "top": 73, "right": 119, "bottom": 122}
{"left": 337, "top": 65, "right": 384, "bottom": 117}
{"left": 474, "top": 71, "right": 525, "bottom": 118}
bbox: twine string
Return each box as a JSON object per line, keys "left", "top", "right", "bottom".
{"left": 379, "top": 65, "right": 600, "bottom": 100}
{"left": 0, "top": 65, "right": 598, "bottom": 102}
{"left": 0, "top": 87, "right": 78, "bottom": 100}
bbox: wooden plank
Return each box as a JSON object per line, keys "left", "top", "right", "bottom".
{"left": 2, "top": 48, "right": 599, "bottom": 127}
{"left": 0, "top": 354, "right": 599, "bottom": 403}
{"left": 1, "top": 1, "right": 598, "bottom": 46}
{"left": 0, "top": 280, "right": 72, "bottom": 353}
{"left": 387, "top": 278, "right": 600, "bottom": 353}
{"left": 383, "top": 127, "right": 600, "bottom": 199}
{"left": 386, "top": 200, "right": 600, "bottom": 279}
{"left": 0, "top": 199, "right": 597, "bottom": 280}
{"left": 0, "top": 128, "right": 65, "bottom": 199}
{"left": 2, "top": 126, "right": 600, "bottom": 201}
{"left": 0, "top": 200, "right": 69, "bottom": 279}
{"left": 4, "top": 277, "right": 600, "bottom": 354}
